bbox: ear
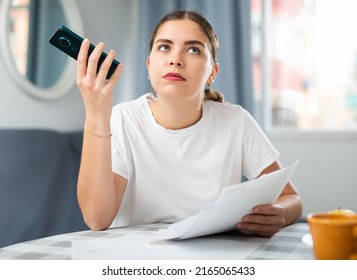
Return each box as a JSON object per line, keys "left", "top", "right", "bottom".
{"left": 212, "top": 63, "right": 220, "bottom": 78}
{"left": 208, "top": 63, "right": 220, "bottom": 84}
{"left": 146, "top": 56, "right": 151, "bottom": 80}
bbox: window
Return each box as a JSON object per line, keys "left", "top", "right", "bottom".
{"left": 252, "top": 0, "right": 357, "bottom": 131}
{"left": 9, "top": 0, "right": 30, "bottom": 77}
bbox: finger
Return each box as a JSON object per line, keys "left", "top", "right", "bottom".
{"left": 86, "top": 42, "right": 106, "bottom": 79}
{"left": 242, "top": 212, "right": 284, "bottom": 226}
{"left": 107, "top": 62, "right": 124, "bottom": 84}
{"left": 253, "top": 204, "right": 283, "bottom": 215}
{"left": 96, "top": 49, "right": 117, "bottom": 81}
{"left": 252, "top": 215, "right": 279, "bottom": 225}
{"left": 101, "top": 60, "right": 124, "bottom": 92}
{"left": 237, "top": 222, "right": 280, "bottom": 237}
{"left": 77, "top": 38, "right": 90, "bottom": 80}
{"left": 101, "top": 63, "right": 124, "bottom": 94}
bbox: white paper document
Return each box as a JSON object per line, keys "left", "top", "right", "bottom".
{"left": 158, "top": 161, "right": 298, "bottom": 240}
{"left": 71, "top": 231, "right": 264, "bottom": 260}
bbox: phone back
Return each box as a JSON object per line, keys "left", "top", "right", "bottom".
{"left": 49, "top": 25, "right": 83, "bottom": 60}
{"left": 49, "top": 25, "right": 119, "bottom": 79}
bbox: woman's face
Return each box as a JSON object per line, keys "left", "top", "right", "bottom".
{"left": 147, "top": 19, "right": 218, "bottom": 101}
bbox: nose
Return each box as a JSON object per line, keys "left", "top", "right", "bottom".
{"left": 169, "top": 60, "right": 183, "bottom": 67}
{"left": 169, "top": 51, "right": 183, "bottom": 67}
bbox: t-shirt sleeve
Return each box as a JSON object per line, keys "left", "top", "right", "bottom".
{"left": 110, "top": 106, "right": 128, "bottom": 179}
{"left": 241, "top": 109, "right": 280, "bottom": 180}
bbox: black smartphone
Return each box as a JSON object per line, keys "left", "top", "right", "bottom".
{"left": 49, "top": 25, "right": 120, "bottom": 79}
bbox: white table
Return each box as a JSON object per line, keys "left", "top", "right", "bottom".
{"left": 0, "top": 222, "right": 313, "bottom": 260}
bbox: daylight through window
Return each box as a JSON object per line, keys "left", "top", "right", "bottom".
{"left": 252, "top": 0, "right": 357, "bottom": 131}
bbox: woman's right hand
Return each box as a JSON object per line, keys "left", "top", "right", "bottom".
{"left": 76, "top": 38, "right": 124, "bottom": 132}
{"left": 76, "top": 39, "right": 125, "bottom": 230}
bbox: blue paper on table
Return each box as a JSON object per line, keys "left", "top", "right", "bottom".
{"left": 158, "top": 161, "right": 299, "bottom": 240}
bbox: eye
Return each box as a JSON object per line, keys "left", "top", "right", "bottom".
{"left": 187, "top": 46, "right": 201, "bottom": 55}
{"left": 158, "top": 44, "right": 170, "bottom": 52}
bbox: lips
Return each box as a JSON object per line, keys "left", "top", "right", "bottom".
{"left": 163, "top": 72, "right": 186, "bottom": 81}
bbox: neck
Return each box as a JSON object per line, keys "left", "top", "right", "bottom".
{"left": 149, "top": 95, "right": 203, "bottom": 130}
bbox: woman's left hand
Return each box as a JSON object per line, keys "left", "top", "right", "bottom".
{"left": 236, "top": 204, "right": 285, "bottom": 237}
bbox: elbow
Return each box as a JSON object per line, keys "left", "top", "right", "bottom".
{"left": 81, "top": 208, "right": 114, "bottom": 231}
{"left": 77, "top": 195, "right": 118, "bottom": 231}
{"left": 84, "top": 216, "right": 112, "bottom": 231}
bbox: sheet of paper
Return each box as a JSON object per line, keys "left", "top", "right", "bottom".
{"left": 158, "top": 161, "right": 299, "bottom": 240}
{"left": 71, "top": 231, "right": 264, "bottom": 260}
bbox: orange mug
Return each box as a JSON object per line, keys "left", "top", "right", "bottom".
{"left": 307, "top": 213, "right": 357, "bottom": 260}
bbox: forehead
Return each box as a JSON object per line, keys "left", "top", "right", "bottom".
{"left": 155, "top": 19, "right": 209, "bottom": 44}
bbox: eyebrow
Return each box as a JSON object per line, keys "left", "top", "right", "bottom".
{"left": 155, "top": 38, "right": 206, "bottom": 48}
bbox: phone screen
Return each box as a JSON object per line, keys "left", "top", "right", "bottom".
{"left": 49, "top": 25, "right": 119, "bottom": 79}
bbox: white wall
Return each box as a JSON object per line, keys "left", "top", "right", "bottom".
{"left": 0, "top": 0, "right": 355, "bottom": 217}
{"left": 270, "top": 132, "right": 357, "bottom": 217}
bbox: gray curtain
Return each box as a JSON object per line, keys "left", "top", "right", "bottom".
{"left": 134, "top": 0, "right": 254, "bottom": 115}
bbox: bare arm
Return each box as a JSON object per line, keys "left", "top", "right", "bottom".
{"left": 77, "top": 133, "right": 127, "bottom": 230}
{"left": 76, "top": 38, "right": 126, "bottom": 230}
{"left": 237, "top": 161, "right": 303, "bottom": 237}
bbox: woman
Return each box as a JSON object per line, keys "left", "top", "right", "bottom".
{"left": 77, "top": 10, "right": 302, "bottom": 238}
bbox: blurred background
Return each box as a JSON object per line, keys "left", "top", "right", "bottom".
{"left": 1, "top": 0, "right": 356, "bottom": 217}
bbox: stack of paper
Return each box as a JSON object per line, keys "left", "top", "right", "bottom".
{"left": 158, "top": 161, "right": 298, "bottom": 240}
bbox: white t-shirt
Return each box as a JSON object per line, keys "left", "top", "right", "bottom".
{"left": 110, "top": 94, "right": 279, "bottom": 227}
